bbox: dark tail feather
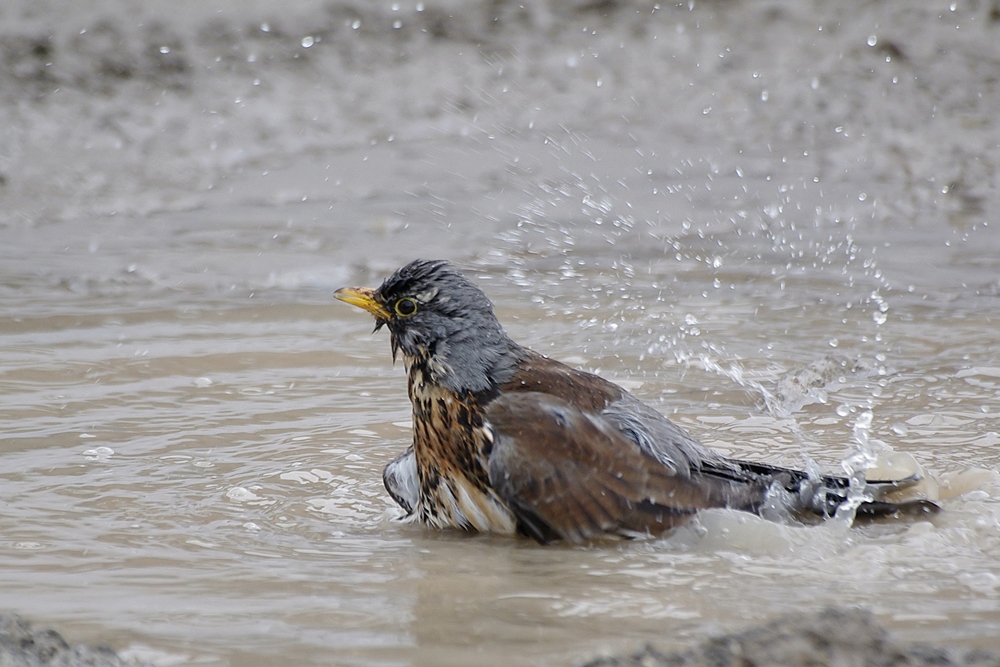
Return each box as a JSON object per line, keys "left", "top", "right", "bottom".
{"left": 707, "top": 457, "right": 941, "bottom": 519}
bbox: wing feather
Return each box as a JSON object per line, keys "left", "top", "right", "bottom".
{"left": 484, "top": 392, "right": 756, "bottom": 542}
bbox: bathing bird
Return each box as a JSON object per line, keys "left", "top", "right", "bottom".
{"left": 335, "top": 259, "right": 936, "bottom": 543}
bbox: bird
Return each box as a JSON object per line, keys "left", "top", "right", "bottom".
{"left": 335, "top": 259, "right": 937, "bottom": 544}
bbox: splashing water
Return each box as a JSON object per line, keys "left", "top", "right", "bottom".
{"left": 833, "top": 410, "right": 879, "bottom": 524}
{"left": 687, "top": 351, "right": 786, "bottom": 417}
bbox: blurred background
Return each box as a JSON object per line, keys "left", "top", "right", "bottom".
{"left": 2, "top": 1, "right": 999, "bottom": 666}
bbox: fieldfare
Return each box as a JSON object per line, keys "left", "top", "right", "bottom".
{"left": 336, "top": 260, "right": 936, "bottom": 543}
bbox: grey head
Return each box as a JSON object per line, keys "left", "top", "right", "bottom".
{"left": 335, "top": 259, "right": 524, "bottom": 396}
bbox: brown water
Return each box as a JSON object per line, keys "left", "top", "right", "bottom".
{"left": 2, "top": 1, "right": 1000, "bottom": 665}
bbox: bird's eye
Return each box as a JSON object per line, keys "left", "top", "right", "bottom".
{"left": 394, "top": 298, "right": 417, "bottom": 317}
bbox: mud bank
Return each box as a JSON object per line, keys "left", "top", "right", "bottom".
{"left": 5, "top": 608, "right": 998, "bottom": 667}
{"left": 2, "top": 0, "right": 998, "bottom": 227}
{"left": 578, "top": 607, "right": 1000, "bottom": 667}
{"left": 0, "top": 613, "right": 149, "bottom": 667}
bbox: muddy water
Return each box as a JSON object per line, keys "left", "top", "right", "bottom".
{"left": 3, "top": 1, "right": 1000, "bottom": 666}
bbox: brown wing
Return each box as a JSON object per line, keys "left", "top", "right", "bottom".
{"left": 495, "top": 352, "right": 939, "bottom": 529}
{"left": 484, "top": 391, "right": 765, "bottom": 543}
{"left": 501, "top": 349, "right": 723, "bottom": 478}
{"left": 501, "top": 349, "right": 624, "bottom": 413}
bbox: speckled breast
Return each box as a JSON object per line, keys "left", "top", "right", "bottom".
{"left": 406, "top": 363, "right": 517, "bottom": 534}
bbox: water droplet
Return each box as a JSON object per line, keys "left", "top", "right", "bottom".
{"left": 836, "top": 404, "right": 852, "bottom": 417}
{"left": 867, "top": 35, "right": 877, "bottom": 46}
{"left": 760, "top": 90, "right": 768, "bottom": 101}
{"left": 301, "top": 36, "right": 314, "bottom": 48}
{"left": 811, "top": 77, "right": 819, "bottom": 90}
{"left": 393, "top": 20, "right": 402, "bottom": 29}
{"left": 260, "top": 23, "right": 270, "bottom": 32}
{"left": 829, "top": 338, "right": 839, "bottom": 348}
{"left": 858, "top": 192, "right": 867, "bottom": 201}
{"left": 159, "top": 46, "right": 170, "bottom": 54}
{"left": 352, "top": 20, "right": 361, "bottom": 29}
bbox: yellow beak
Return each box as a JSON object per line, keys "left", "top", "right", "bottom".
{"left": 334, "top": 286, "right": 391, "bottom": 320}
